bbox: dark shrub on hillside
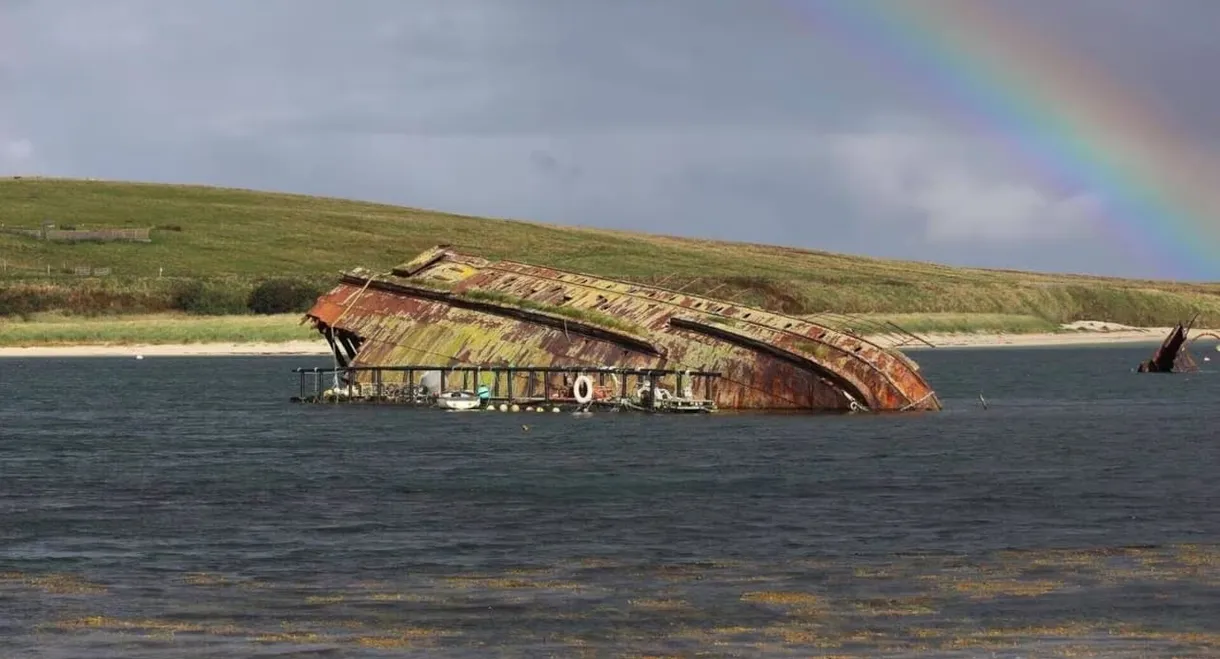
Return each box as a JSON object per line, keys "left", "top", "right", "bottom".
{"left": 65, "top": 288, "right": 170, "bottom": 315}
{"left": 247, "top": 278, "right": 323, "bottom": 315}
{"left": 170, "top": 279, "right": 247, "bottom": 315}
{"left": 0, "top": 282, "right": 171, "bottom": 317}
{"left": 0, "top": 285, "right": 56, "bottom": 317}
{"left": 169, "top": 280, "right": 205, "bottom": 312}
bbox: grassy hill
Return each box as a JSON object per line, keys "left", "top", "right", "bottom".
{"left": 1, "top": 177, "right": 1218, "bottom": 331}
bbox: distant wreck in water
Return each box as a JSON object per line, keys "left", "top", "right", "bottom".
{"left": 301, "top": 245, "right": 943, "bottom": 413}
{"left": 1137, "top": 316, "right": 1201, "bottom": 373}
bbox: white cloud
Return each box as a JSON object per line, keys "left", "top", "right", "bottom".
{"left": 829, "top": 130, "right": 1101, "bottom": 243}
{"left": 1, "top": 137, "right": 34, "bottom": 168}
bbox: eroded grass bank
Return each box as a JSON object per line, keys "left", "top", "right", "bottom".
{"left": 0, "top": 313, "right": 317, "bottom": 346}
{"left": 0, "top": 312, "right": 1076, "bottom": 348}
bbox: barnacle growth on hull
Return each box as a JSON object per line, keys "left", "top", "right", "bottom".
{"left": 302, "top": 246, "right": 942, "bottom": 413}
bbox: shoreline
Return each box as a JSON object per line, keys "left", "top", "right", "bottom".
{"left": 0, "top": 328, "right": 1187, "bottom": 358}
{"left": 0, "top": 341, "right": 332, "bottom": 358}
{"left": 888, "top": 328, "right": 1174, "bottom": 350}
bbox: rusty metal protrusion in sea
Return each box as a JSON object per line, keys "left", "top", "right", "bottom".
{"left": 302, "top": 245, "right": 943, "bottom": 413}
{"left": 1138, "top": 315, "right": 1200, "bottom": 374}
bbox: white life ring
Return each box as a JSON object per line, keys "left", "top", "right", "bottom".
{"left": 573, "top": 375, "right": 594, "bottom": 404}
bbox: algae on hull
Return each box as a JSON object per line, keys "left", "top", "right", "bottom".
{"left": 304, "top": 246, "right": 942, "bottom": 412}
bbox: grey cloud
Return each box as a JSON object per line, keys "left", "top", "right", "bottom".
{"left": 829, "top": 128, "right": 1102, "bottom": 244}
{"left": 1002, "top": 0, "right": 1220, "bottom": 142}
{"left": 0, "top": 0, "right": 1217, "bottom": 279}
{"left": 0, "top": 138, "right": 33, "bottom": 168}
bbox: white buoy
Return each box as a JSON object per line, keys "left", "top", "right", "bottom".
{"left": 135, "top": 355, "right": 144, "bottom": 360}
{"left": 498, "top": 404, "right": 508, "bottom": 412}
{"left": 551, "top": 407, "right": 560, "bottom": 413}
{"left": 510, "top": 404, "right": 520, "bottom": 413}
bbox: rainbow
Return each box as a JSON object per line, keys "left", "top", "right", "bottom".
{"left": 778, "top": 0, "right": 1220, "bottom": 280}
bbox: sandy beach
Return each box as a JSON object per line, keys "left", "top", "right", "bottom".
{"left": 0, "top": 321, "right": 1201, "bottom": 358}
{"left": 886, "top": 327, "right": 1176, "bottom": 350}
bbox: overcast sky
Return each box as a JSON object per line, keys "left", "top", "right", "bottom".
{"left": 2, "top": 0, "right": 1217, "bottom": 279}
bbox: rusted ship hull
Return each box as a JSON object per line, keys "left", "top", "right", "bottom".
{"left": 303, "top": 246, "right": 943, "bottom": 413}
{"left": 1137, "top": 318, "right": 1200, "bottom": 374}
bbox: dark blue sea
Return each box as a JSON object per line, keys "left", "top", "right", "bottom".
{"left": 2, "top": 344, "right": 1219, "bottom": 657}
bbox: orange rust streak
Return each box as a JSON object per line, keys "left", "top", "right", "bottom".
{"left": 303, "top": 247, "right": 942, "bottom": 412}
{"left": 452, "top": 262, "right": 935, "bottom": 410}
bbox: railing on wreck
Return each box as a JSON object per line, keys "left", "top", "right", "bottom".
{"left": 291, "top": 364, "right": 722, "bottom": 409}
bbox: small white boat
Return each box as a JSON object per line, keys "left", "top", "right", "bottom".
{"left": 436, "top": 390, "right": 482, "bottom": 411}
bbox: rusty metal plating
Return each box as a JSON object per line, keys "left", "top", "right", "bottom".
{"left": 304, "top": 246, "right": 943, "bottom": 412}
{"left": 1138, "top": 315, "right": 1202, "bottom": 374}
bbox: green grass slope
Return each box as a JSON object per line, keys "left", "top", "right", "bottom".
{"left": 1, "top": 177, "right": 1217, "bottom": 328}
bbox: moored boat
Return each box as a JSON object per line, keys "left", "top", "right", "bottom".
{"left": 436, "top": 390, "right": 482, "bottom": 411}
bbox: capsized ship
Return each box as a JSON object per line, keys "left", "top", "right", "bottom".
{"left": 303, "top": 246, "right": 943, "bottom": 413}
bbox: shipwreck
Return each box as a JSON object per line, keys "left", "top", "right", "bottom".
{"left": 301, "top": 246, "right": 943, "bottom": 413}
{"left": 1137, "top": 315, "right": 1207, "bottom": 374}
